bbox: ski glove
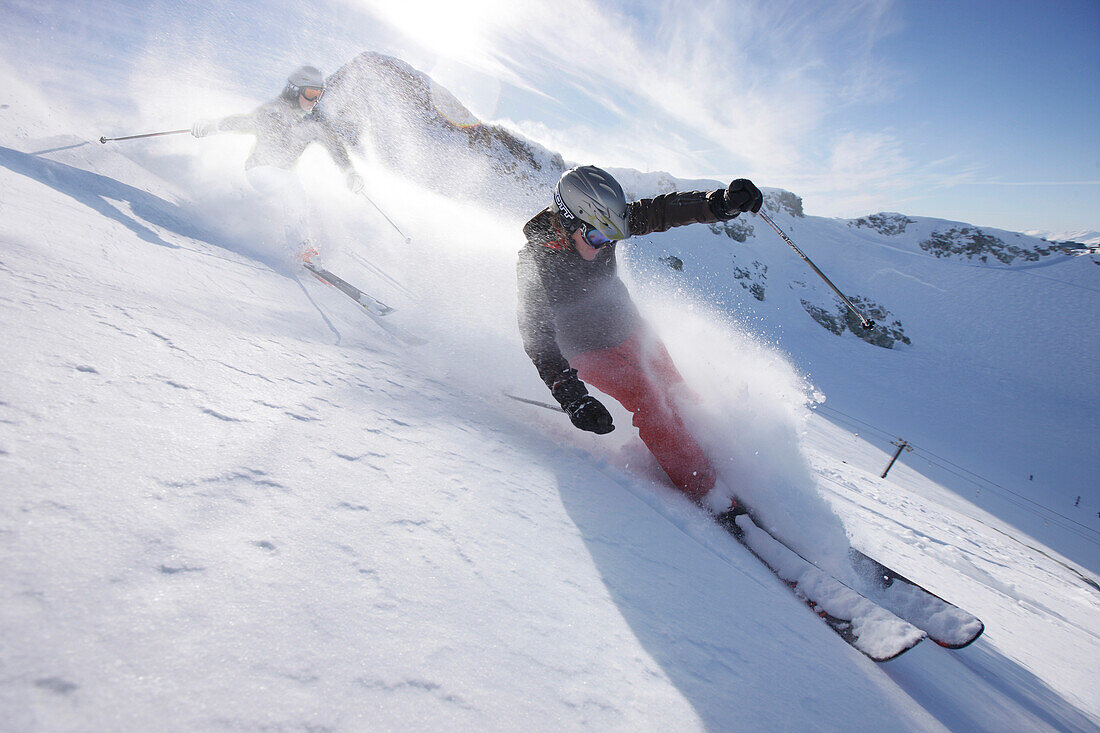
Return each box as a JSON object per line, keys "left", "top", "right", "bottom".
{"left": 551, "top": 369, "right": 615, "bottom": 435}
{"left": 346, "top": 171, "right": 365, "bottom": 194}
{"left": 190, "top": 119, "right": 219, "bottom": 138}
{"left": 723, "top": 178, "right": 763, "bottom": 215}
{"left": 565, "top": 396, "right": 615, "bottom": 434}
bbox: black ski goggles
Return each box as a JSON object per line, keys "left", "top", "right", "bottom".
{"left": 580, "top": 222, "right": 612, "bottom": 248}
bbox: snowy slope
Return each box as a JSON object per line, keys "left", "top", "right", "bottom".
{"left": 3, "top": 11, "right": 1100, "bottom": 733}
{"left": 4, "top": 102, "right": 1098, "bottom": 733}
{"left": 0, "top": 118, "right": 925, "bottom": 730}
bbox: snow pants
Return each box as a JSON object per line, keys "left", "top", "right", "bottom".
{"left": 572, "top": 331, "right": 716, "bottom": 501}
{"left": 245, "top": 166, "right": 312, "bottom": 252}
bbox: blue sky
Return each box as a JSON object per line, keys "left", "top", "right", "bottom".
{"left": 860, "top": 0, "right": 1100, "bottom": 233}
{"left": 8, "top": 0, "right": 1098, "bottom": 234}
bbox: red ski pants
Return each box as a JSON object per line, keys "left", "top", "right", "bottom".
{"left": 572, "top": 331, "right": 716, "bottom": 501}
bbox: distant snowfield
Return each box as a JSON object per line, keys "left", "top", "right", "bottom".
{"left": 2, "top": 25, "right": 1099, "bottom": 733}
{"left": 1026, "top": 228, "right": 1100, "bottom": 247}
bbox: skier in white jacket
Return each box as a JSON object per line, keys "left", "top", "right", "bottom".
{"left": 191, "top": 65, "right": 363, "bottom": 255}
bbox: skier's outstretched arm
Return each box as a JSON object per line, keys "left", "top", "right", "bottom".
{"left": 628, "top": 179, "right": 763, "bottom": 236}
{"left": 190, "top": 105, "right": 270, "bottom": 138}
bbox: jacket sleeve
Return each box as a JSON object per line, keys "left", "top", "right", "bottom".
{"left": 317, "top": 113, "right": 354, "bottom": 171}
{"left": 211, "top": 105, "right": 271, "bottom": 134}
{"left": 517, "top": 249, "right": 572, "bottom": 390}
{"left": 628, "top": 189, "right": 732, "bottom": 236}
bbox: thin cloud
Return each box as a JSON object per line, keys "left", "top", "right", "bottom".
{"left": 951, "top": 180, "right": 1100, "bottom": 186}
{"left": 349, "top": 0, "right": 995, "bottom": 219}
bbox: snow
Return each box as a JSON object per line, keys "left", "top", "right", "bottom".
{"left": 732, "top": 513, "right": 926, "bottom": 662}
{"left": 2, "top": 6, "right": 1099, "bottom": 731}
{"left": 1026, "top": 229, "right": 1100, "bottom": 247}
{"left": 851, "top": 553, "right": 985, "bottom": 649}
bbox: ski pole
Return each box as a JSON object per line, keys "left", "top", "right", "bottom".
{"left": 359, "top": 191, "right": 412, "bottom": 244}
{"left": 99, "top": 129, "right": 191, "bottom": 144}
{"left": 503, "top": 392, "right": 563, "bottom": 413}
{"left": 755, "top": 209, "right": 875, "bottom": 330}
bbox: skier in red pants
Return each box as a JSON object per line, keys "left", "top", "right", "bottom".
{"left": 517, "top": 165, "right": 762, "bottom": 504}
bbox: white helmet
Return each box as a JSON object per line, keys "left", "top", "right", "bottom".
{"left": 288, "top": 65, "right": 325, "bottom": 89}
{"left": 554, "top": 165, "right": 630, "bottom": 241}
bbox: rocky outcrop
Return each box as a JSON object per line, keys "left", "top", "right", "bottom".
{"left": 851, "top": 213, "right": 915, "bottom": 236}
{"left": 324, "top": 52, "right": 564, "bottom": 212}
{"left": 709, "top": 218, "right": 755, "bottom": 242}
{"left": 919, "top": 227, "right": 1067, "bottom": 265}
{"left": 659, "top": 255, "right": 684, "bottom": 271}
{"left": 732, "top": 261, "right": 767, "bottom": 301}
{"left": 763, "top": 189, "right": 804, "bottom": 218}
{"left": 800, "top": 295, "right": 910, "bottom": 349}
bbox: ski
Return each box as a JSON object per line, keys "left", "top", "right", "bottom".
{"left": 301, "top": 260, "right": 426, "bottom": 345}
{"left": 347, "top": 250, "right": 418, "bottom": 301}
{"left": 303, "top": 260, "right": 395, "bottom": 316}
{"left": 512, "top": 377, "right": 982, "bottom": 655}
{"left": 848, "top": 548, "right": 984, "bottom": 648}
{"left": 715, "top": 509, "right": 925, "bottom": 662}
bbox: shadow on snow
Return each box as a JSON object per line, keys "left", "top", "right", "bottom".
{"left": 0, "top": 145, "right": 214, "bottom": 250}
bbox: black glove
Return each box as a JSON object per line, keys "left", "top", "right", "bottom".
{"left": 550, "top": 369, "right": 614, "bottom": 435}
{"left": 564, "top": 396, "right": 615, "bottom": 434}
{"left": 724, "top": 178, "right": 763, "bottom": 215}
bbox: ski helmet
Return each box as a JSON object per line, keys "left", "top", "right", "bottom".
{"left": 554, "top": 166, "right": 630, "bottom": 242}
{"left": 288, "top": 65, "right": 325, "bottom": 90}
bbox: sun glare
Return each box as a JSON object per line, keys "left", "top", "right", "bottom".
{"left": 358, "top": 0, "right": 510, "bottom": 72}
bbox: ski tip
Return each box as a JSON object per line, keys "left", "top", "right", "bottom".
{"left": 869, "top": 634, "right": 925, "bottom": 662}
{"left": 934, "top": 621, "right": 985, "bottom": 650}
{"left": 853, "top": 621, "right": 927, "bottom": 663}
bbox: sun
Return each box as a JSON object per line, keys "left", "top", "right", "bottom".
{"left": 356, "top": 0, "right": 511, "bottom": 73}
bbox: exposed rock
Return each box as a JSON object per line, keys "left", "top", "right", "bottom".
{"left": 1035, "top": 238, "right": 1097, "bottom": 256}
{"left": 763, "top": 189, "right": 804, "bottom": 218}
{"left": 851, "top": 213, "right": 915, "bottom": 236}
{"left": 324, "top": 52, "right": 564, "bottom": 212}
{"left": 709, "top": 218, "right": 755, "bottom": 242}
{"left": 646, "top": 173, "right": 685, "bottom": 195}
{"left": 920, "top": 227, "right": 1068, "bottom": 264}
{"left": 659, "top": 255, "right": 684, "bottom": 271}
{"left": 800, "top": 296, "right": 910, "bottom": 348}
{"left": 801, "top": 300, "right": 844, "bottom": 336}
{"left": 732, "top": 261, "right": 767, "bottom": 301}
